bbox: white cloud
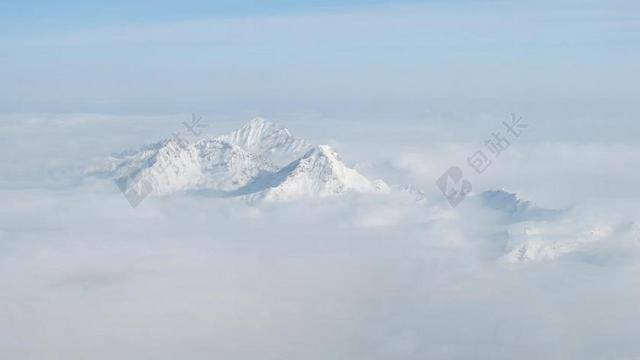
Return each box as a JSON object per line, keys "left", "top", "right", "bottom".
{"left": 1, "top": 113, "right": 640, "bottom": 359}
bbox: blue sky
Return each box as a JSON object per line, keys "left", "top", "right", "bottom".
{"left": 0, "top": 0, "right": 423, "bottom": 30}
{"left": 0, "top": 0, "right": 637, "bottom": 122}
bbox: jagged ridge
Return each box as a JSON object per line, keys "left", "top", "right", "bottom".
{"left": 102, "top": 118, "right": 388, "bottom": 202}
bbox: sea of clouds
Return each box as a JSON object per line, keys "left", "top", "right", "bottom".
{"left": 1, "top": 113, "right": 639, "bottom": 359}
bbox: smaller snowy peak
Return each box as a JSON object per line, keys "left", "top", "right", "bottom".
{"left": 216, "top": 117, "right": 311, "bottom": 166}
{"left": 248, "top": 144, "right": 389, "bottom": 202}
{"left": 110, "top": 138, "right": 201, "bottom": 196}
{"left": 503, "top": 224, "right": 616, "bottom": 263}
{"left": 482, "top": 190, "right": 562, "bottom": 223}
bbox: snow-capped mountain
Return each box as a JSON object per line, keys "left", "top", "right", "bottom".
{"left": 245, "top": 145, "right": 390, "bottom": 202}
{"left": 501, "top": 220, "right": 640, "bottom": 264}
{"left": 101, "top": 118, "right": 388, "bottom": 202}
{"left": 502, "top": 223, "right": 615, "bottom": 263}
{"left": 93, "top": 120, "right": 639, "bottom": 265}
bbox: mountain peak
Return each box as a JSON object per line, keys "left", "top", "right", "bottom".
{"left": 482, "top": 190, "right": 562, "bottom": 223}
{"left": 304, "top": 144, "right": 339, "bottom": 160}
{"left": 248, "top": 144, "right": 389, "bottom": 202}
{"left": 216, "top": 117, "right": 310, "bottom": 166}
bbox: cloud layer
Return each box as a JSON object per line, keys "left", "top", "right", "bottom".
{"left": 1, "top": 113, "right": 640, "bottom": 359}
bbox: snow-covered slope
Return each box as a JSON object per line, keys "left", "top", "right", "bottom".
{"left": 503, "top": 223, "right": 615, "bottom": 263}
{"left": 246, "top": 145, "right": 389, "bottom": 202}
{"left": 216, "top": 117, "right": 311, "bottom": 166}
{"left": 109, "top": 138, "right": 274, "bottom": 196}
{"left": 100, "top": 118, "right": 387, "bottom": 202}
{"left": 109, "top": 138, "right": 200, "bottom": 196}
{"left": 473, "top": 191, "right": 640, "bottom": 263}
